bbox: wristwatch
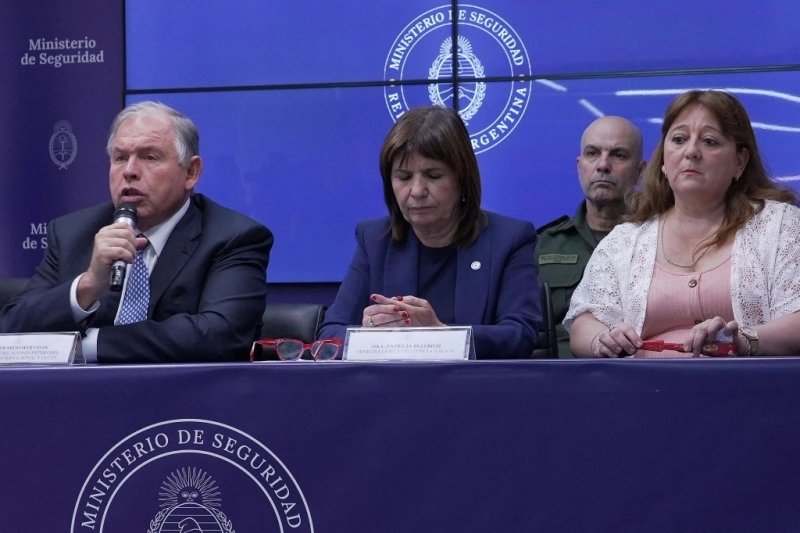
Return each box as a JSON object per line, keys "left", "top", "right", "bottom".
{"left": 738, "top": 326, "right": 759, "bottom": 356}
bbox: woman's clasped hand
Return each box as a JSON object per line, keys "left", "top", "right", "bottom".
{"left": 362, "top": 293, "right": 445, "bottom": 328}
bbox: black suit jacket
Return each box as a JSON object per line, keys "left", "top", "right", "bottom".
{"left": 1, "top": 194, "right": 273, "bottom": 363}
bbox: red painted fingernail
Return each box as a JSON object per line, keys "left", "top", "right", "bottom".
{"left": 370, "top": 295, "right": 378, "bottom": 301}
{"left": 396, "top": 296, "right": 403, "bottom": 301}
{"left": 404, "top": 319, "right": 410, "bottom": 324}
{"left": 401, "top": 311, "right": 408, "bottom": 319}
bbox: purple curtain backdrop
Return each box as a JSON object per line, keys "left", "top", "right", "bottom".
{"left": 0, "top": 1, "right": 123, "bottom": 277}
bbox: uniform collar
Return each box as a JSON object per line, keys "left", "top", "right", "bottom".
{"left": 573, "top": 202, "right": 603, "bottom": 247}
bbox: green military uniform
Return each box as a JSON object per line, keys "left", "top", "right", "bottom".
{"left": 535, "top": 202, "right": 607, "bottom": 357}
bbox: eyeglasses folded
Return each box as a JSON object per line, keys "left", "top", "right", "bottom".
{"left": 250, "top": 337, "right": 343, "bottom": 361}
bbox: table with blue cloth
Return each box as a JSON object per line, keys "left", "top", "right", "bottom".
{"left": 1, "top": 358, "right": 798, "bottom": 532}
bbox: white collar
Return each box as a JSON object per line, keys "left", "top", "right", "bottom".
{"left": 140, "top": 197, "right": 191, "bottom": 260}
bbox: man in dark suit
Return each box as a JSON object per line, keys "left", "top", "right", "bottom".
{"left": 1, "top": 101, "right": 273, "bottom": 363}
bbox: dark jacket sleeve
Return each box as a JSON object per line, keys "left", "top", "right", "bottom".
{"left": 469, "top": 215, "right": 540, "bottom": 359}
{"left": 316, "top": 221, "right": 377, "bottom": 341}
{"left": 1, "top": 206, "right": 109, "bottom": 334}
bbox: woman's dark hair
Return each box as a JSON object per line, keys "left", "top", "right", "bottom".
{"left": 379, "top": 106, "right": 486, "bottom": 246}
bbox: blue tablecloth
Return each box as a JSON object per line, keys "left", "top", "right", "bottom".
{"left": 2, "top": 358, "right": 799, "bottom": 532}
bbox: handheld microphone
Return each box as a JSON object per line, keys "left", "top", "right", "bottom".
{"left": 109, "top": 203, "right": 138, "bottom": 292}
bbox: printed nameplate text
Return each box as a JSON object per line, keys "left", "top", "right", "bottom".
{"left": 343, "top": 326, "right": 473, "bottom": 361}
{"left": 0, "top": 332, "right": 84, "bottom": 365}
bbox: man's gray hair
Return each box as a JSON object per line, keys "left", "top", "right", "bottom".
{"left": 106, "top": 101, "right": 199, "bottom": 167}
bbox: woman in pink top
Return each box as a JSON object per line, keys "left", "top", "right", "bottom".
{"left": 565, "top": 90, "right": 800, "bottom": 358}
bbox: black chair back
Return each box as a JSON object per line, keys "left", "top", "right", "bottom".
{"left": 531, "top": 280, "right": 558, "bottom": 358}
{"left": 255, "top": 303, "right": 328, "bottom": 360}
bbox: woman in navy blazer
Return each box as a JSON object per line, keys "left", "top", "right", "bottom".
{"left": 318, "top": 106, "right": 541, "bottom": 358}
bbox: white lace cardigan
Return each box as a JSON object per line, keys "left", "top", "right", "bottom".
{"left": 564, "top": 200, "right": 800, "bottom": 334}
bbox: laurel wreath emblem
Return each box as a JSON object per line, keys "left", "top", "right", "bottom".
{"left": 427, "top": 36, "right": 486, "bottom": 123}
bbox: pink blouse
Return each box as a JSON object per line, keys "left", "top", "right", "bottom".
{"left": 639, "top": 257, "right": 733, "bottom": 358}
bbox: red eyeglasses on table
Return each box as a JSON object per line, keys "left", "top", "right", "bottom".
{"left": 250, "top": 338, "right": 343, "bottom": 361}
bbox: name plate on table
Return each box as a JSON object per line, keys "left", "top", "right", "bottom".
{"left": 343, "top": 326, "right": 473, "bottom": 361}
{"left": 0, "top": 332, "right": 84, "bottom": 365}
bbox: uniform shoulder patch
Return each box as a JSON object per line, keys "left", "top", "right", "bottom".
{"left": 536, "top": 215, "right": 569, "bottom": 234}
{"left": 538, "top": 253, "right": 579, "bottom": 265}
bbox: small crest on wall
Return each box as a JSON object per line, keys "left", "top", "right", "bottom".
{"left": 49, "top": 120, "right": 78, "bottom": 170}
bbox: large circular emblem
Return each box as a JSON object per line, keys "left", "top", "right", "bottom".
{"left": 71, "top": 419, "right": 313, "bottom": 532}
{"left": 383, "top": 4, "right": 532, "bottom": 153}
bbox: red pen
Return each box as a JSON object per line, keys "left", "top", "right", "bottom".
{"left": 640, "top": 340, "right": 737, "bottom": 357}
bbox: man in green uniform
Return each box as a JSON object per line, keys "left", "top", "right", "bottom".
{"left": 536, "top": 116, "right": 645, "bottom": 357}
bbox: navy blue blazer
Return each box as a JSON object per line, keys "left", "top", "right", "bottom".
{"left": 318, "top": 211, "right": 541, "bottom": 358}
{"left": 1, "top": 194, "right": 272, "bottom": 363}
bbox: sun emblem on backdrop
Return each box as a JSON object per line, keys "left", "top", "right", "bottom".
{"left": 428, "top": 35, "right": 486, "bottom": 122}
{"left": 147, "top": 467, "right": 234, "bottom": 533}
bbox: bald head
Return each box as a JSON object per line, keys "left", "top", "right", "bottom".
{"left": 580, "top": 116, "right": 643, "bottom": 159}
{"left": 577, "top": 115, "right": 645, "bottom": 210}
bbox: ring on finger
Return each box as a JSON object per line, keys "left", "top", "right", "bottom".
{"left": 367, "top": 316, "right": 375, "bottom": 327}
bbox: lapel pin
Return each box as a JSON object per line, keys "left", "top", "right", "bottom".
{"left": 470, "top": 261, "right": 481, "bottom": 271}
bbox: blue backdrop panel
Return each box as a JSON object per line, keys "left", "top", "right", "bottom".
{"left": 478, "top": 70, "right": 800, "bottom": 224}
{"left": 1, "top": 360, "right": 800, "bottom": 531}
{"left": 126, "top": 87, "right": 399, "bottom": 283}
{"left": 6, "top": 1, "right": 793, "bottom": 283}
{"left": 0, "top": 0, "right": 124, "bottom": 278}
{"left": 125, "top": 1, "right": 800, "bottom": 87}
{"left": 130, "top": 69, "right": 800, "bottom": 282}
{"left": 126, "top": 0, "right": 442, "bottom": 87}
{"left": 124, "top": 1, "right": 800, "bottom": 283}
{"left": 491, "top": 0, "right": 800, "bottom": 76}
